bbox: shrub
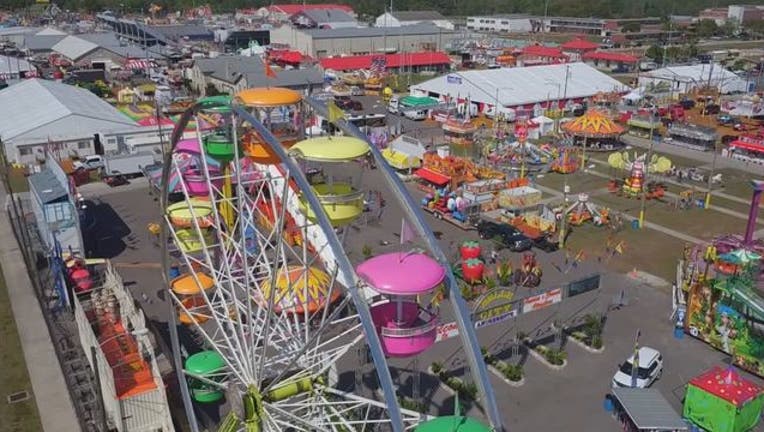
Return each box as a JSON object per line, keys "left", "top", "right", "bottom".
{"left": 544, "top": 348, "right": 567, "bottom": 365}
{"left": 361, "top": 244, "right": 373, "bottom": 259}
{"left": 501, "top": 363, "right": 523, "bottom": 382}
{"left": 398, "top": 397, "right": 425, "bottom": 412}
{"left": 483, "top": 276, "right": 498, "bottom": 290}
{"left": 430, "top": 362, "right": 443, "bottom": 374}
{"left": 583, "top": 313, "right": 604, "bottom": 337}
{"left": 461, "top": 382, "right": 478, "bottom": 399}
{"left": 590, "top": 334, "right": 603, "bottom": 349}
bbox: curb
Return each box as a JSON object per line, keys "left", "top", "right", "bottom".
{"left": 528, "top": 347, "right": 567, "bottom": 370}
{"left": 426, "top": 366, "right": 457, "bottom": 396}
{"left": 487, "top": 364, "right": 525, "bottom": 387}
{"left": 568, "top": 335, "right": 605, "bottom": 353}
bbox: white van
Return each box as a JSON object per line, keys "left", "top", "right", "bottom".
{"left": 404, "top": 109, "right": 427, "bottom": 121}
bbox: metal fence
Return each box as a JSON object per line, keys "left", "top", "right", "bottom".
{"left": 6, "top": 193, "right": 108, "bottom": 432}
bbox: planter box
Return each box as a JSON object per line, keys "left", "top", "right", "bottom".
{"left": 567, "top": 334, "right": 605, "bottom": 354}
{"left": 488, "top": 363, "right": 525, "bottom": 387}
{"left": 529, "top": 346, "right": 567, "bottom": 370}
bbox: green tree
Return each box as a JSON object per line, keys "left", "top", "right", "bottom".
{"left": 695, "top": 19, "right": 719, "bottom": 38}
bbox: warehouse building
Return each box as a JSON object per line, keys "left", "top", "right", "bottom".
{"left": 410, "top": 62, "right": 628, "bottom": 118}
{"left": 270, "top": 24, "right": 455, "bottom": 58}
{"left": 638, "top": 64, "right": 749, "bottom": 95}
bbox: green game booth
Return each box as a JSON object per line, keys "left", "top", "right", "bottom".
{"left": 684, "top": 366, "right": 764, "bottom": 432}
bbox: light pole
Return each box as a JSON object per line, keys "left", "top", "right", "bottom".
{"left": 705, "top": 138, "right": 719, "bottom": 209}
{"left": 559, "top": 182, "right": 570, "bottom": 249}
{"left": 638, "top": 122, "right": 656, "bottom": 228}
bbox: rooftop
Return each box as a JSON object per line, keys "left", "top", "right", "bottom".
{"left": 0, "top": 79, "right": 138, "bottom": 145}
{"left": 320, "top": 51, "right": 451, "bottom": 70}
{"left": 268, "top": 4, "right": 354, "bottom": 15}
{"left": 244, "top": 67, "right": 324, "bottom": 88}
{"left": 390, "top": 10, "right": 447, "bottom": 21}
{"left": 689, "top": 366, "right": 763, "bottom": 407}
{"left": 195, "top": 55, "right": 265, "bottom": 83}
{"left": 611, "top": 388, "right": 688, "bottom": 430}
{"left": 28, "top": 168, "right": 68, "bottom": 204}
{"left": 297, "top": 8, "right": 356, "bottom": 23}
{"left": 51, "top": 35, "right": 98, "bottom": 61}
{"left": 304, "top": 23, "right": 453, "bottom": 39}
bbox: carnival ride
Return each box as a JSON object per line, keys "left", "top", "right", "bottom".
{"left": 513, "top": 251, "right": 542, "bottom": 287}
{"left": 549, "top": 147, "right": 579, "bottom": 174}
{"left": 561, "top": 193, "right": 610, "bottom": 226}
{"left": 607, "top": 152, "right": 671, "bottom": 199}
{"left": 159, "top": 88, "right": 501, "bottom": 431}
{"left": 562, "top": 109, "right": 625, "bottom": 152}
{"left": 443, "top": 118, "right": 478, "bottom": 146}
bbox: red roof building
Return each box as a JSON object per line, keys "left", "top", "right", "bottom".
{"left": 560, "top": 38, "right": 599, "bottom": 52}
{"left": 320, "top": 52, "right": 451, "bottom": 72}
{"left": 689, "top": 366, "right": 763, "bottom": 407}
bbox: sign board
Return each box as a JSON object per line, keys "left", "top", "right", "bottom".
{"left": 446, "top": 75, "right": 462, "bottom": 85}
{"left": 566, "top": 274, "right": 601, "bottom": 298}
{"left": 436, "top": 321, "right": 459, "bottom": 342}
{"left": 472, "top": 287, "right": 516, "bottom": 322}
{"left": 522, "top": 288, "right": 562, "bottom": 313}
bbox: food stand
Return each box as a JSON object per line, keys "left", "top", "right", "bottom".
{"left": 627, "top": 114, "right": 662, "bottom": 139}
{"left": 610, "top": 388, "right": 689, "bottom": 432}
{"left": 666, "top": 123, "right": 718, "bottom": 152}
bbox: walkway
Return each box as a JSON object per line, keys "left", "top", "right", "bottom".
{"left": 0, "top": 193, "right": 81, "bottom": 432}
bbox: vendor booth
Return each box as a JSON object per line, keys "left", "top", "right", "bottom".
{"left": 684, "top": 366, "right": 763, "bottom": 432}
{"left": 610, "top": 388, "right": 689, "bottom": 432}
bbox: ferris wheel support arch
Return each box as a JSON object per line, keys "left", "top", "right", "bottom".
{"left": 160, "top": 102, "right": 409, "bottom": 432}
{"left": 304, "top": 97, "right": 506, "bottom": 432}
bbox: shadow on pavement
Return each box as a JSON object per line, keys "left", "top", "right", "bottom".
{"left": 82, "top": 199, "right": 135, "bottom": 258}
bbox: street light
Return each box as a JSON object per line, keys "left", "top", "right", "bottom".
{"left": 638, "top": 120, "right": 656, "bottom": 228}
{"left": 705, "top": 138, "right": 719, "bottom": 209}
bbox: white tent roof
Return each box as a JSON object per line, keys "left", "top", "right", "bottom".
{"left": 411, "top": 62, "right": 628, "bottom": 108}
{"left": 36, "top": 27, "right": 67, "bottom": 36}
{"left": 0, "top": 79, "right": 139, "bottom": 146}
{"left": 52, "top": 35, "right": 98, "bottom": 61}
{"left": 0, "top": 55, "right": 35, "bottom": 74}
{"left": 643, "top": 63, "right": 740, "bottom": 84}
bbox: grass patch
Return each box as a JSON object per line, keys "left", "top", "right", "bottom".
{"left": 0, "top": 166, "right": 30, "bottom": 194}
{"left": 564, "top": 223, "right": 684, "bottom": 281}
{"left": 710, "top": 195, "right": 764, "bottom": 218}
{"left": 0, "top": 266, "right": 42, "bottom": 432}
{"left": 534, "top": 171, "right": 605, "bottom": 194}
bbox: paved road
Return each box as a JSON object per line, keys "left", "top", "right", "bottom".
{"left": 81, "top": 165, "right": 764, "bottom": 431}
{"left": 0, "top": 192, "right": 81, "bottom": 432}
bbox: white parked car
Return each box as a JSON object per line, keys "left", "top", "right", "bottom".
{"left": 612, "top": 347, "right": 663, "bottom": 388}
{"left": 404, "top": 109, "right": 427, "bottom": 121}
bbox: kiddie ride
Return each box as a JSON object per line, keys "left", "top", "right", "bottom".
{"left": 421, "top": 189, "right": 478, "bottom": 230}
{"left": 607, "top": 151, "right": 672, "bottom": 199}
{"left": 550, "top": 147, "right": 580, "bottom": 174}
{"left": 560, "top": 193, "right": 610, "bottom": 226}
{"left": 514, "top": 251, "right": 542, "bottom": 287}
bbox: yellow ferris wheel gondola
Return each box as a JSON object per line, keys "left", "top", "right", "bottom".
{"left": 290, "top": 136, "right": 369, "bottom": 227}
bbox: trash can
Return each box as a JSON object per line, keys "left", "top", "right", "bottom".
{"left": 603, "top": 395, "right": 614, "bottom": 412}
{"left": 674, "top": 327, "right": 685, "bottom": 339}
{"left": 631, "top": 219, "right": 640, "bottom": 230}
{"left": 169, "top": 266, "right": 181, "bottom": 279}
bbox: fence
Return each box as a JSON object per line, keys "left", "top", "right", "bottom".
{"left": 6, "top": 192, "right": 107, "bottom": 432}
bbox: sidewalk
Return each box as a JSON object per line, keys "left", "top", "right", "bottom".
{"left": 0, "top": 195, "right": 81, "bottom": 432}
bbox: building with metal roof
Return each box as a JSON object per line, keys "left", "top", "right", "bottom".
{"left": 375, "top": 10, "right": 454, "bottom": 30}
{"left": 28, "top": 156, "right": 83, "bottom": 253}
{"left": 0, "top": 79, "right": 140, "bottom": 163}
{"left": 611, "top": 388, "right": 688, "bottom": 431}
{"left": 292, "top": 8, "right": 358, "bottom": 29}
{"left": 270, "top": 23, "right": 455, "bottom": 57}
{"left": 638, "top": 63, "right": 749, "bottom": 95}
{"left": 411, "top": 62, "right": 627, "bottom": 118}
{"left": 0, "top": 54, "right": 38, "bottom": 81}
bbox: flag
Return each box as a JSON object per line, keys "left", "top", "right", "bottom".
{"left": 370, "top": 55, "right": 387, "bottom": 74}
{"left": 326, "top": 100, "right": 345, "bottom": 124}
{"left": 264, "top": 60, "right": 277, "bottom": 79}
{"left": 614, "top": 242, "right": 624, "bottom": 255}
{"left": 400, "top": 218, "right": 416, "bottom": 244}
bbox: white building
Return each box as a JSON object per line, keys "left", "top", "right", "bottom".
{"left": 411, "top": 62, "right": 628, "bottom": 117}
{"left": 375, "top": 11, "right": 454, "bottom": 30}
{"left": 466, "top": 15, "right": 537, "bottom": 33}
{"left": 0, "top": 79, "right": 143, "bottom": 164}
{"left": 638, "top": 63, "right": 749, "bottom": 95}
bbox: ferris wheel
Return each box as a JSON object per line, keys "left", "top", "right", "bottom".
{"left": 159, "top": 88, "right": 503, "bottom": 432}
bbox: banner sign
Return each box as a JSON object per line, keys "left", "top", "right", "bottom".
{"left": 472, "top": 287, "right": 516, "bottom": 322}
{"left": 522, "top": 288, "right": 562, "bottom": 313}
{"left": 446, "top": 75, "right": 462, "bottom": 85}
{"left": 566, "top": 274, "right": 601, "bottom": 298}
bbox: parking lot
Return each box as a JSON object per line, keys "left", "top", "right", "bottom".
{"left": 78, "top": 168, "right": 764, "bottom": 431}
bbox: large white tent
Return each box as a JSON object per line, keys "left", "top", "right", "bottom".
{"left": 638, "top": 63, "right": 749, "bottom": 95}
{"left": 410, "top": 62, "right": 628, "bottom": 117}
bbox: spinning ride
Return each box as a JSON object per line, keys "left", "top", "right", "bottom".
{"left": 160, "top": 88, "right": 502, "bottom": 431}
{"left": 562, "top": 109, "right": 625, "bottom": 153}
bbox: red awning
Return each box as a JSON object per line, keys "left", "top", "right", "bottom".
{"left": 415, "top": 168, "right": 450, "bottom": 186}
{"left": 561, "top": 38, "right": 599, "bottom": 51}
{"left": 583, "top": 51, "right": 639, "bottom": 64}
{"left": 521, "top": 45, "right": 569, "bottom": 59}
{"left": 730, "top": 139, "right": 764, "bottom": 154}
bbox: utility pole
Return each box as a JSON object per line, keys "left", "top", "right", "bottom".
{"left": 705, "top": 138, "right": 718, "bottom": 209}
{"left": 638, "top": 124, "right": 655, "bottom": 228}
{"left": 559, "top": 181, "right": 569, "bottom": 249}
